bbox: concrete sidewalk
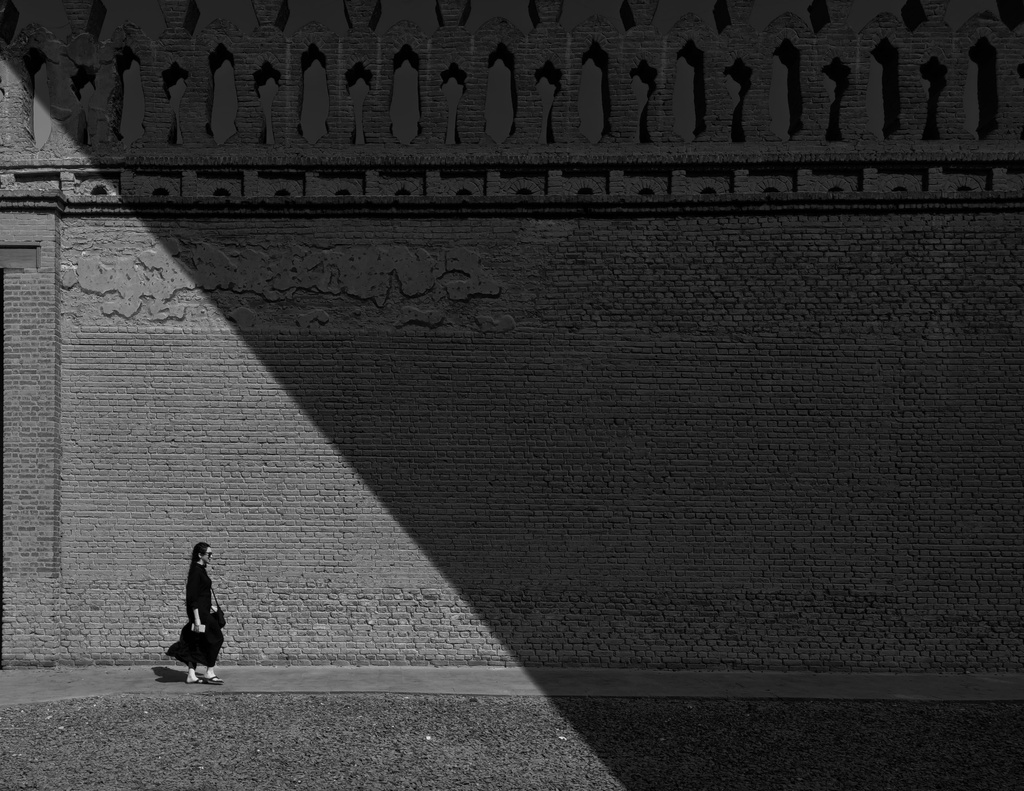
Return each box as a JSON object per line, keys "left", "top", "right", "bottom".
{"left": 2, "top": 666, "right": 1024, "bottom": 708}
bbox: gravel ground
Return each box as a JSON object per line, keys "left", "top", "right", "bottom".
{"left": 1, "top": 695, "right": 1022, "bottom": 791}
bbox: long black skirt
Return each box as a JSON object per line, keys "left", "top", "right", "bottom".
{"left": 165, "top": 619, "right": 224, "bottom": 668}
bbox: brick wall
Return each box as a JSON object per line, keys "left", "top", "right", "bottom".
{"left": 35, "top": 210, "right": 1024, "bottom": 670}
{"left": 2, "top": 0, "right": 1024, "bottom": 670}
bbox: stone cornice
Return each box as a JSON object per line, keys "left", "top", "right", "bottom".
{"left": 5, "top": 144, "right": 1024, "bottom": 170}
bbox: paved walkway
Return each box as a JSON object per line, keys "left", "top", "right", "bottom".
{"left": 2, "top": 666, "right": 1024, "bottom": 707}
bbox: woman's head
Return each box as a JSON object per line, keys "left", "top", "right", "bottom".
{"left": 191, "top": 542, "right": 212, "bottom": 564}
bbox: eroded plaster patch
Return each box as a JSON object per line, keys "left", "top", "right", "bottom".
{"left": 61, "top": 239, "right": 508, "bottom": 330}
{"left": 61, "top": 238, "right": 191, "bottom": 319}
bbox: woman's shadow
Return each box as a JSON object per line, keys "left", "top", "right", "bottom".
{"left": 152, "top": 666, "right": 189, "bottom": 683}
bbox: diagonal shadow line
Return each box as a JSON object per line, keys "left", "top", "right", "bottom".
{"left": 52, "top": 210, "right": 1024, "bottom": 790}
{"left": 5, "top": 15, "right": 1024, "bottom": 791}
{"left": 2, "top": 24, "right": 731, "bottom": 788}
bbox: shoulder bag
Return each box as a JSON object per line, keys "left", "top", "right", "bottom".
{"left": 211, "top": 588, "right": 227, "bottom": 628}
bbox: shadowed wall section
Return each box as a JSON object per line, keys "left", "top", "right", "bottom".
{"left": 48, "top": 211, "right": 1024, "bottom": 672}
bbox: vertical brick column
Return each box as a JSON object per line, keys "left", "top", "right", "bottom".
{"left": 2, "top": 211, "right": 60, "bottom": 667}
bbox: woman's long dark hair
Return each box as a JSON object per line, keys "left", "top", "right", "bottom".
{"left": 191, "top": 542, "right": 210, "bottom": 565}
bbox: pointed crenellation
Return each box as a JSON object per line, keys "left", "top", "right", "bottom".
{"left": 0, "top": 2, "right": 1021, "bottom": 155}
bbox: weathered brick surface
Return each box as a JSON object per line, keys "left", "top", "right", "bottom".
{"left": 26, "top": 212, "right": 1021, "bottom": 669}
{"left": 2, "top": 1, "right": 1024, "bottom": 669}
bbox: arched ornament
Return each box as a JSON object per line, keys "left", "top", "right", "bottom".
{"left": 652, "top": 0, "right": 731, "bottom": 34}
{"left": 369, "top": 0, "right": 444, "bottom": 35}
{"left": 558, "top": 0, "right": 635, "bottom": 32}
{"left": 87, "top": 0, "right": 166, "bottom": 40}
{"left": 275, "top": 0, "right": 352, "bottom": 36}
{"left": 946, "top": 0, "right": 1021, "bottom": 30}
{"left": 749, "top": 0, "right": 830, "bottom": 33}
{"left": 846, "top": 0, "right": 926, "bottom": 32}
{"left": 183, "top": 0, "right": 260, "bottom": 36}
{"left": 460, "top": 0, "right": 538, "bottom": 34}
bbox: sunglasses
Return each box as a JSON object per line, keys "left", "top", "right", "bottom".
{"left": 201, "top": 551, "right": 214, "bottom": 557}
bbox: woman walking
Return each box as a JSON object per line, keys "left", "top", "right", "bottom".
{"left": 166, "top": 542, "right": 225, "bottom": 684}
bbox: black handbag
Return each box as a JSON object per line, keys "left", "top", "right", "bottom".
{"left": 211, "top": 589, "right": 227, "bottom": 628}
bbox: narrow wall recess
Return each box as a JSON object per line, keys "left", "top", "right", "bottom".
{"left": 299, "top": 44, "right": 329, "bottom": 145}
{"left": 162, "top": 61, "right": 188, "bottom": 145}
{"left": 920, "top": 56, "right": 946, "bottom": 140}
{"left": 535, "top": 61, "right": 561, "bottom": 144}
{"left": 208, "top": 44, "right": 238, "bottom": 144}
{"left": 23, "top": 49, "right": 52, "bottom": 150}
{"left": 867, "top": 39, "right": 900, "bottom": 140}
{"left": 391, "top": 46, "right": 421, "bottom": 145}
{"left": 769, "top": 39, "right": 802, "bottom": 141}
{"left": 822, "top": 57, "right": 849, "bottom": 141}
{"left": 578, "top": 42, "right": 610, "bottom": 144}
{"left": 630, "top": 60, "right": 656, "bottom": 143}
{"left": 441, "top": 63, "right": 467, "bottom": 144}
{"left": 71, "top": 66, "right": 97, "bottom": 145}
{"left": 347, "top": 62, "right": 372, "bottom": 145}
{"left": 485, "top": 44, "right": 516, "bottom": 144}
{"left": 254, "top": 62, "right": 281, "bottom": 144}
{"left": 673, "top": 41, "right": 706, "bottom": 142}
{"left": 116, "top": 47, "right": 145, "bottom": 145}
{"left": 724, "top": 58, "right": 752, "bottom": 143}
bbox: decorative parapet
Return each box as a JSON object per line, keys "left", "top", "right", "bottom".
{"left": 0, "top": 0, "right": 1022, "bottom": 163}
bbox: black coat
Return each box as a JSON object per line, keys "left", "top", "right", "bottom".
{"left": 165, "top": 561, "right": 224, "bottom": 668}
{"left": 185, "top": 561, "right": 213, "bottom": 619}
